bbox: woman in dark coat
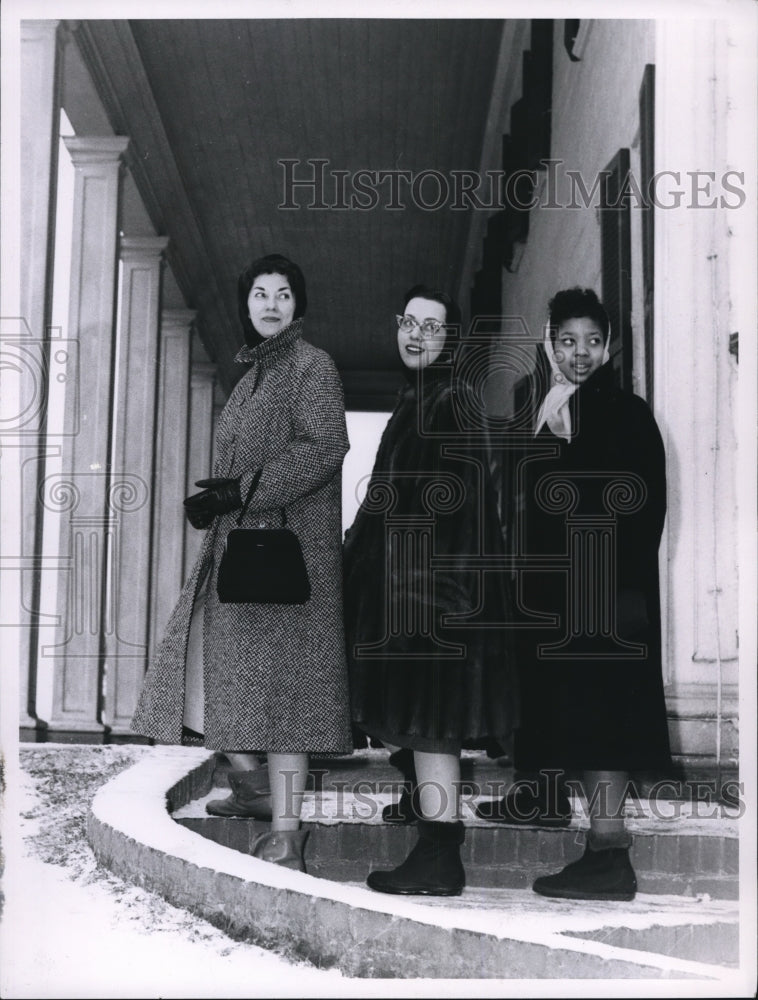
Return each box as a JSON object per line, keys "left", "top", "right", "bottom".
{"left": 344, "top": 285, "right": 515, "bottom": 896}
{"left": 477, "top": 287, "right": 671, "bottom": 901}
{"left": 131, "top": 254, "right": 351, "bottom": 872}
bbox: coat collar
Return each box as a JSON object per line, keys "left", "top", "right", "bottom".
{"left": 233, "top": 318, "right": 304, "bottom": 366}
{"left": 576, "top": 360, "right": 616, "bottom": 396}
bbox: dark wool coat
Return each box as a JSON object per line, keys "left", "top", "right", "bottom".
{"left": 344, "top": 371, "right": 516, "bottom": 753}
{"left": 131, "top": 321, "right": 352, "bottom": 754}
{"left": 514, "top": 362, "right": 672, "bottom": 773}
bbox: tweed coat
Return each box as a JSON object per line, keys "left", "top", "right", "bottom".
{"left": 344, "top": 369, "right": 516, "bottom": 753}
{"left": 131, "top": 320, "right": 352, "bottom": 753}
{"left": 514, "top": 361, "right": 672, "bottom": 772}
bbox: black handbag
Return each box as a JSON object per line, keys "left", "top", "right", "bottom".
{"left": 216, "top": 469, "right": 311, "bottom": 605}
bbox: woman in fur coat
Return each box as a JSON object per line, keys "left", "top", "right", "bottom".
{"left": 344, "top": 284, "right": 515, "bottom": 896}
{"left": 131, "top": 254, "right": 351, "bottom": 873}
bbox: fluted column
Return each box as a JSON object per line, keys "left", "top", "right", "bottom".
{"left": 183, "top": 361, "right": 217, "bottom": 579}
{"left": 17, "top": 20, "right": 62, "bottom": 737}
{"left": 149, "top": 309, "right": 195, "bottom": 657}
{"left": 104, "top": 235, "right": 168, "bottom": 736}
{"left": 44, "top": 135, "right": 129, "bottom": 740}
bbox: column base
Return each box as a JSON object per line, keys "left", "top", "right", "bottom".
{"left": 666, "top": 681, "right": 739, "bottom": 770}
{"left": 44, "top": 723, "right": 108, "bottom": 745}
{"left": 106, "top": 731, "right": 153, "bottom": 746}
{"left": 19, "top": 717, "right": 49, "bottom": 743}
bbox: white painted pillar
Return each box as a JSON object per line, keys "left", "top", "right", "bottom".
{"left": 17, "top": 20, "right": 62, "bottom": 737}
{"left": 183, "top": 361, "right": 216, "bottom": 580}
{"left": 104, "top": 235, "right": 168, "bottom": 736}
{"left": 45, "top": 135, "right": 129, "bottom": 740}
{"left": 149, "top": 308, "right": 195, "bottom": 657}
{"left": 654, "top": 21, "right": 740, "bottom": 766}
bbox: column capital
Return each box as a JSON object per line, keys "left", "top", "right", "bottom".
{"left": 21, "top": 20, "right": 61, "bottom": 43}
{"left": 63, "top": 135, "right": 130, "bottom": 166}
{"left": 161, "top": 309, "right": 196, "bottom": 335}
{"left": 119, "top": 235, "right": 169, "bottom": 263}
{"left": 190, "top": 362, "right": 217, "bottom": 386}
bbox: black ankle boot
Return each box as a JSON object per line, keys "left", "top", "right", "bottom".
{"left": 383, "top": 750, "right": 421, "bottom": 825}
{"left": 532, "top": 838, "right": 637, "bottom": 901}
{"left": 475, "top": 773, "right": 571, "bottom": 828}
{"left": 366, "top": 820, "right": 465, "bottom": 896}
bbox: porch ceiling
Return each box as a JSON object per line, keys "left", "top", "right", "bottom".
{"left": 76, "top": 18, "right": 505, "bottom": 399}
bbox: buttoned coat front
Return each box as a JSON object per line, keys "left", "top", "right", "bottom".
{"left": 131, "top": 321, "right": 352, "bottom": 754}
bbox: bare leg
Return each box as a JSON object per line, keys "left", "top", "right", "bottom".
{"left": 532, "top": 768, "right": 637, "bottom": 899}
{"left": 413, "top": 750, "right": 461, "bottom": 823}
{"left": 366, "top": 750, "right": 466, "bottom": 895}
{"left": 583, "top": 769, "right": 629, "bottom": 844}
{"left": 268, "top": 752, "right": 308, "bottom": 832}
{"left": 225, "top": 752, "right": 263, "bottom": 771}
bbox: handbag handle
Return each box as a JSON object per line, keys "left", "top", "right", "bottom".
{"left": 235, "top": 468, "right": 288, "bottom": 527}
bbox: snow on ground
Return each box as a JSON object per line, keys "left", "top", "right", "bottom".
{"left": 1, "top": 746, "right": 515, "bottom": 1000}
{"left": 2, "top": 746, "right": 750, "bottom": 999}
{"left": 0, "top": 747, "right": 357, "bottom": 999}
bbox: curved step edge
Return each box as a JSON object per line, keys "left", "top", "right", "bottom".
{"left": 86, "top": 746, "right": 724, "bottom": 981}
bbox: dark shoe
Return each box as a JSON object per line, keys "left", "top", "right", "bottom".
{"left": 388, "top": 747, "right": 414, "bottom": 772}
{"left": 475, "top": 778, "right": 572, "bottom": 828}
{"left": 251, "top": 829, "right": 309, "bottom": 873}
{"left": 206, "top": 768, "right": 272, "bottom": 818}
{"left": 383, "top": 749, "right": 420, "bottom": 825}
{"left": 366, "top": 820, "right": 465, "bottom": 896}
{"left": 532, "top": 842, "right": 637, "bottom": 901}
{"left": 383, "top": 786, "right": 423, "bottom": 825}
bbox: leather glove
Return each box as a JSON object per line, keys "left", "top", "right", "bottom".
{"left": 183, "top": 502, "right": 215, "bottom": 530}
{"left": 183, "top": 476, "right": 242, "bottom": 529}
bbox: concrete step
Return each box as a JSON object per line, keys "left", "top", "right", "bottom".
{"left": 173, "top": 749, "right": 740, "bottom": 900}
{"left": 88, "top": 746, "right": 744, "bottom": 981}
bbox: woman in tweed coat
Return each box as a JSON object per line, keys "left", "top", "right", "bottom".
{"left": 132, "top": 254, "right": 351, "bottom": 872}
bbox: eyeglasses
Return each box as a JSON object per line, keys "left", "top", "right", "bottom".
{"left": 396, "top": 314, "right": 446, "bottom": 338}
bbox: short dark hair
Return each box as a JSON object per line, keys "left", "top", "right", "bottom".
{"left": 238, "top": 254, "right": 307, "bottom": 344}
{"left": 547, "top": 287, "right": 610, "bottom": 343}
{"left": 403, "top": 284, "right": 461, "bottom": 328}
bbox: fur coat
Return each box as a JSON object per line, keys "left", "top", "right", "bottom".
{"left": 344, "top": 368, "right": 516, "bottom": 752}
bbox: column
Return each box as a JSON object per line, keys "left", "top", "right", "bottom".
{"left": 45, "top": 135, "right": 129, "bottom": 741}
{"left": 16, "top": 20, "right": 62, "bottom": 737}
{"left": 103, "top": 235, "right": 168, "bottom": 737}
{"left": 183, "top": 361, "right": 216, "bottom": 579}
{"left": 655, "top": 21, "right": 739, "bottom": 766}
{"left": 149, "top": 309, "right": 195, "bottom": 658}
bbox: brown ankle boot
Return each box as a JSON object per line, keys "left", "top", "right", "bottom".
{"left": 251, "top": 829, "right": 309, "bottom": 873}
{"left": 205, "top": 768, "right": 272, "bottom": 818}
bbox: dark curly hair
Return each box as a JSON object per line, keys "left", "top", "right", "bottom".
{"left": 547, "top": 287, "right": 610, "bottom": 343}
{"left": 238, "top": 254, "right": 307, "bottom": 346}
{"left": 402, "top": 284, "right": 461, "bottom": 327}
